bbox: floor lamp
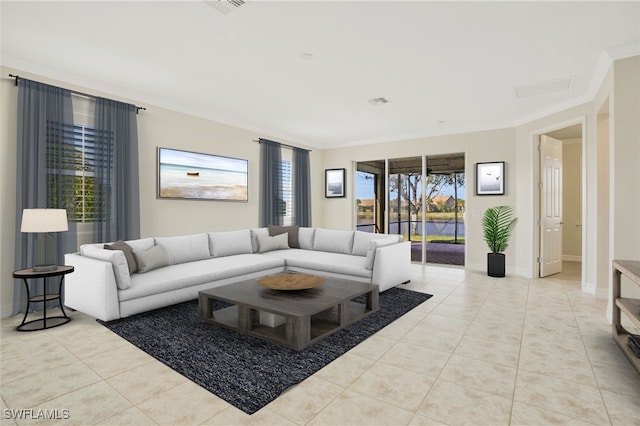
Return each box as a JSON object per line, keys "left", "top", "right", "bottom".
{"left": 20, "top": 209, "right": 69, "bottom": 272}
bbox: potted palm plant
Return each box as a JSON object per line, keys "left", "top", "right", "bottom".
{"left": 482, "top": 205, "right": 518, "bottom": 277}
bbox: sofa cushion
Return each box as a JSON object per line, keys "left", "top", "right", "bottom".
{"left": 155, "top": 233, "right": 210, "bottom": 265}
{"left": 81, "top": 245, "right": 132, "bottom": 290}
{"left": 125, "top": 237, "right": 155, "bottom": 252}
{"left": 250, "top": 228, "right": 269, "bottom": 253}
{"left": 257, "top": 232, "right": 290, "bottom": 253}
{"left": 208, "top": 230, "right": 253, "bottom": 258}
{"left": 133, "top": 245, "right": 169, "bottom": 273}
{"left": 267, "top": 225, "right": 299, "bottom": 248}
{"left": 298, "top": 227, "right": 315, "bottom": 250}
{"left": 265, "top": 249, "right": 372, "bottom": 279}
{"left": 104, "top": 240, "right": 137, "bottom": 274}
{"left": 121, "top": 254, "right": 285, "bottom": 301}
{"left": 365, "top": 236, "right": 400, "bottom": 269}
{"left": 312, "top": 228, "right": 355, "bottom": 255}
{"left": 352, "top": 231, "right": 401, "bottom": 257}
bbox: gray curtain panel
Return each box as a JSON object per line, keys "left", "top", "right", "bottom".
{"left": 13, "top": 79, "right": 76, "bottom": 314}
{"left": 93, "top": 97, "right": 141, "bottom": 242}
{"left": 293, "top": 147, "right": 311, "bottom": 227}
{"left": 259, "top": 139, "right": 283, "bottom": 227}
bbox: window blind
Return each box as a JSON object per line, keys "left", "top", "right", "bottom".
{"left": 46, "top": 120, "right": 113, "bottom": 222}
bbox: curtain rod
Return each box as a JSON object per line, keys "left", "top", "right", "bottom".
{"left": 8, "top": 74, "right": 147, "bottom": 114}
{"left": 253, "top": 138, "right": 311, "bottom": 152}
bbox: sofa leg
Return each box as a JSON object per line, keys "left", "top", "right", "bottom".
{"left": 401, "top": 280, "right": 410, "bottom": 285}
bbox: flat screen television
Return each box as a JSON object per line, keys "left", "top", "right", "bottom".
{"left": 157, "top": 147, "right": 248, "bottom": 201}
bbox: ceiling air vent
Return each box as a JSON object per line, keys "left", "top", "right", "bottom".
{"left": 204, "top": 0, "right": 245, "bottom": 15}
{"left": 368, "top": 97, "right": 390, "bottom": 106}
{"left": 515, "top": 76, "right": 574, "bottom": 98}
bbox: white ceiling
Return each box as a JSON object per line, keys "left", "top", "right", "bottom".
{"left": 1, "top": 1, "right": 639, "bottom": 149}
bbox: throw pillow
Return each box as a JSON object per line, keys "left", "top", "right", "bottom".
{"left": 313, "top": 228, "right": 355, "bottom": 254}
{"left": 133, "top": 245, "right": 169, "bottom": 273}
{"left": 208, "top": 230, "right": 253, "bottom": 258}
{"left": 298, "top": 227, "right": 316, "bottom": 250}
{"left": 267, "top": 225, "right": 300, "bottom": 248}
{"left": 104, "top": 240, "right": 137, "bottom": 274}
{"left": 155, "top": 233, "right": 210, "bottom": 265}
{"left": 250, "top": 228, "right": 269, "bottom": 253}
{"left": 257, "top": 232, "right": 290, "bottom": 253}
{"left": 365, "top": 237, "right": 399, "bottom": 270}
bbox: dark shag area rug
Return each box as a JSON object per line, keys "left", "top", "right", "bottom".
{"left": 99, "top": 287, "right": 432, "bottom": 414}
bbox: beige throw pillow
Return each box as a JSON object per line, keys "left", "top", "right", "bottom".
{"left": 257, "top": 232, "right": 290, "bottom": 253}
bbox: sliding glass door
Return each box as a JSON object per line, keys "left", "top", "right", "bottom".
{"left": 355, "top": 153, "right": 465, "bottom": 266}
{"left": 356, "top": 160, "right": 385, "bottom": 233}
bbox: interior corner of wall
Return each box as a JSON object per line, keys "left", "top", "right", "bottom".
{"left": 0, "top": 302, "right": 14, "bottom": 319}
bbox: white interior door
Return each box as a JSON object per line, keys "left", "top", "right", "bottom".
{"left": 540, "top": 135, "right": 563, "bottom": 277}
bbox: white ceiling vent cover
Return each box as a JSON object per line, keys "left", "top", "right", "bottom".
{"left": 515, "top": 76, "right": 575, "bottom": 98}
{"left": 204, "top": 0, "right": 245, "bottom": 15}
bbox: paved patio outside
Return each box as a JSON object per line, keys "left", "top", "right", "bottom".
{"left": 411, "top": 241, "right": 464, "bottom": 265}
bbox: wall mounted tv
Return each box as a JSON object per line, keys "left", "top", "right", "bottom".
{"left": 157, "top": 147, "right": 248, "bottom": 201}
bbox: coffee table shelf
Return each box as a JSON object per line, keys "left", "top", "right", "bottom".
{"left": 199, "top": 276, "right": 379, "bottom": 350}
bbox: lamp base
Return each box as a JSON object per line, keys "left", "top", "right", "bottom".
{"left": 33, "top": 264, "right": 58, "bottom": 272}
{"left": 34, "top": 234, "right": 57, "bottom": 272}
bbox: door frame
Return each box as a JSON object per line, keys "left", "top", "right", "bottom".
{"left": 531, "top": 116, "right": 587, "bottom": 289}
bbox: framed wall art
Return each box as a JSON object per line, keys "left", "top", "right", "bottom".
{"left": 476, "top": 161, "right": 505, "bottom": 195}
{"left": 325, "top": 168, "right": 346, "bottom": 198}
{"left": 157, "top": 147, "right": 248, "bottom": 201}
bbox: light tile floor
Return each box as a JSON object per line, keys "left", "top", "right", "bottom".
{"left": 2, "top": 262, "right": 640, "bottom": 425}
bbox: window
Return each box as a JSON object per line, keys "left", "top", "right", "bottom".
{"left": 277, "top": 149, "right": 293, "bottom": 225}
{"left": 46, "top": 121, "right": 112, "bottom": 222}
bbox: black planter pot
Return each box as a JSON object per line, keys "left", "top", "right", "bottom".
{"left": 487, "top": 252, "right": 505, "bottom": 277}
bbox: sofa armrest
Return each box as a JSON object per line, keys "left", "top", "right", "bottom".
{"left": 64, "top": 253, "right": 121, "bottom": 321}
{"left": 372, "top": 241, "right": 411, "bottom": 292}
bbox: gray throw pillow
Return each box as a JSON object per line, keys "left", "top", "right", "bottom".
{"left": 132, "top": 245, "right": 169, "bottom": 273}
{"left": 257, "top": 232, "right": 290, "bottom": 253}
{"left": 104, "top": 240, "right": 137, "bottom": 274}
{"left": 268, "top": 225, "right": 300, "bottom": 248}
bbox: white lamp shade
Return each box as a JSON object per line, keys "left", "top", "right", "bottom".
{"left": 20, "top": 209, "right": 69, "bottom": 233}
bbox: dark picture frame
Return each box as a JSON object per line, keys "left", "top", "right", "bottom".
{"left": 476, "top": 161, "right": 505, "bottom": 195}
{"left": 157, "top": 147, "right": 248, "bottom": 201}
{"left": 325, "top": 168, "right": 346, "bottom": 198}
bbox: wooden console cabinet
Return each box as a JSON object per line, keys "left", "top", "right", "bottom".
{"left": 612, "top": 259, "right": 640, "bottom": 375}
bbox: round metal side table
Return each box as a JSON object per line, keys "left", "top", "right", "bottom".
{"left": 12, "top": 265, "right": 74, "bottom": 331}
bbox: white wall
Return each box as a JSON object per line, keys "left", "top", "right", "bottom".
{"left": 1, "top": 67, "right": 19, "bottom": 317}
{"left": 562, "top": 139, "right": 582, "bottom": 260}
{"left": 594, "top": 64, "right": 614, "bottom": 299}
{"left": 611, "top": 57, "right": 640, "bottom": 307}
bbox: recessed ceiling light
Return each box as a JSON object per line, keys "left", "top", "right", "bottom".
{"left": 515, "top": 76, "right": 575, "bottom": 98}
{"left": 368, "top": 97, "right": 389, "bottom": 106}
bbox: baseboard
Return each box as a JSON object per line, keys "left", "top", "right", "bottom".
{"left": 583, "top": 280, "right": 597, "bottom": 296}
{"left": 563, "top": 255, "right": 582, "bottom": 262}
{"left": 0, "top": 302, "right": 13, "bottom": 319}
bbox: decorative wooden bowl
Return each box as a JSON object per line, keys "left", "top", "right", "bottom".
{"left": 258, "top": 274, "right": 325, "bottom": 290}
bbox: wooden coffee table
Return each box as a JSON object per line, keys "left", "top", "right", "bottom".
{"left": 198, "top": 276, "right": 379, "bottom": 350}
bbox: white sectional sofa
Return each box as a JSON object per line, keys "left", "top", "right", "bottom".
{"left": 64, "top": 227, "right": 411, "bottom": 321}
